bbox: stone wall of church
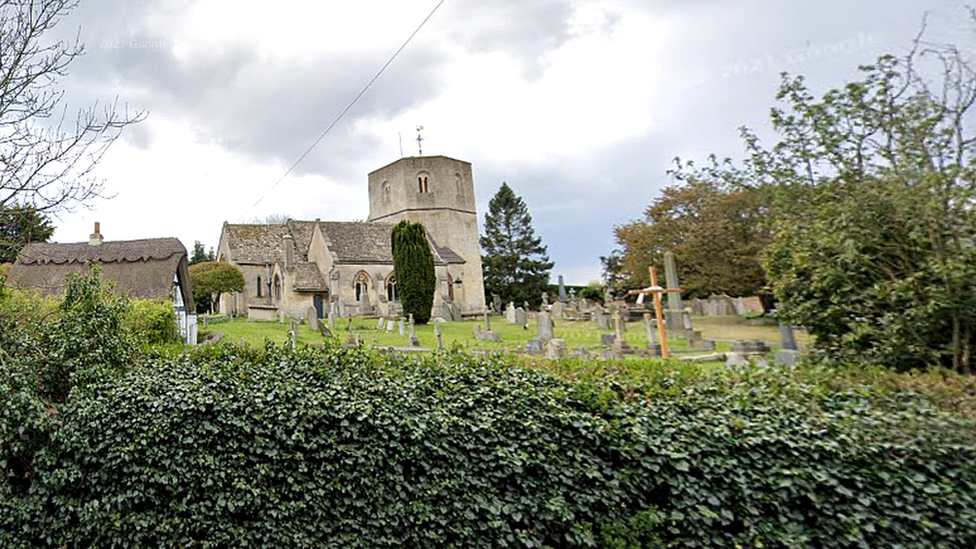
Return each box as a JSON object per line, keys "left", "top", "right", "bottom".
{"left": 366, "top": 156, "right": 486, "bottom": 315}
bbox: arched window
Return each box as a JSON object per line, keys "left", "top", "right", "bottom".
{"left": 417, "top": 172, "right": 430, "bottom": 193}
{"left": 354, "top": 272, "right": 369, "bottom": 302}
{"left": 386, "top": 274, "right": 398, "bottom": 302}
{"left": 382, "top": 180, "right": 391, "bottom": 201}
{"left": 257, "top": 276, "right": 262, "bottom": 297}
{"left": 273, "top": 275, "right": 281, "bottom": 302}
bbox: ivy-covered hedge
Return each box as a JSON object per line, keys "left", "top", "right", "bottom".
{"left": 3, "top": 344, "right": 976, "bottom": 548}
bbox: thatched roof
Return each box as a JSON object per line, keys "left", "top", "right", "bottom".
{"left": 9, "top": 238, "right": 194, "bottom": 310}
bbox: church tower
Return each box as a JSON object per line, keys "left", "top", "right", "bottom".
{"left": 367, "top": 156, "right": 485, "bottom": 313}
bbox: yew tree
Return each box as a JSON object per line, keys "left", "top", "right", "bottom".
{"left": 391, "top": 220, "right": 436, "bottom": 324}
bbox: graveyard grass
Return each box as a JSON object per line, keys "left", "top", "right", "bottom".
{"left": 210, "top": 314, "right": 806, "bottom": 356}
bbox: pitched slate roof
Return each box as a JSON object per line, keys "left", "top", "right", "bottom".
{"left": 9, "top": 238, "right": 193, "bottom": 309}
{"left": 224, "top": 220, "right": 466, "bottom": 267}
{"left": 292, "top": 262, "right": 327, "bottom": 291}
{"left": 318, "top": 222, "right": 395, "bottom": 263}
{"left": 223, "top": 224, "right": 292, "bottom": 264}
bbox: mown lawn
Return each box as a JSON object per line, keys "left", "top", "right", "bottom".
{"left": 207, "top": 314, "right": 799, "bottom": 355}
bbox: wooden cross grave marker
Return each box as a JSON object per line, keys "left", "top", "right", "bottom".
{"left": 628, "top": 266, "right": 682, "bottom": 359}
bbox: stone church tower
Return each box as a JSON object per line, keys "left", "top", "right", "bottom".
{"left": 367, "top": 156, "right": 486, "bottom": 313}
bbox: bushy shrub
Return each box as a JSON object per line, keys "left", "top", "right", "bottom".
{"left": 7, "top": 345, "right": 975, "bottom": 548}
{"left": 127, "top": 298, "right": 181, "bottom": 347}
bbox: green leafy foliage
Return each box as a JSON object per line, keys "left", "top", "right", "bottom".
{"left": 189, "top": 261, "right": 245, "bottom": 314}
{"left": 391, "top": 220, "right": 436, "bottom": 324}
{"left": 36, "top": 265, "right": 134, "bottom": 403}
{"left": 1, "top": 266, "right": 137, "bottom": 545}
{"left": 667, "top": 36, "right": 976, "bottom": 373}
{"left": 3, "top": 344, "right": 975, "bottom": 548}
{"left": 481, "top": 182, "right": 553, "bottom": 308}
{"left": 127, "top": 299, "right": 181, "bottom": 347}
{"left": 614, "top": 178, "right": 768, "bottom": 297}
{"left": 189, "top": 240, "right": 216, "bottom": 266}
{"left": 0, "top": 205, "right": 54, "bottom": 263}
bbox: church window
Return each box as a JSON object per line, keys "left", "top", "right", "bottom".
{"left": 257, "top": 276, "right": 263, "bottom": 297}
{"left": 354, "top": 272, "right": 369, "bottom": 302}
{"left": 382, "top": 180, "right": 391, "bottom": 201}
{"left": 273, "top": 275, "right": 281, "bottom": 302}
{"left": 386, "top": 274, "right": 398, "bottom": 302}
{"left": 417, "top": 172, "right": 430, "bottom": 193}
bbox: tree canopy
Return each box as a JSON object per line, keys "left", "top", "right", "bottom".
{"left": 0, "top": 205, "right": 54, "bottom": 263}
{"left": 188, "top": 261, "right": 244, "bottom": 315}
{"left": 0, "top": 0, "right": 143, "bottom": 214}
{"left": 668, "top": 30, "right": 976, "bottom": 373}
{"left": 614, "top": 177, "right": 768, "bottom": 298}
{"left": 480, "top": 182, "right": 553, "bottom": 308}
{"left": 189, "top": 241, "right": 216, "bottom": 266}
{"left": 391, "top": 220, "right": 436, "bottom": 324}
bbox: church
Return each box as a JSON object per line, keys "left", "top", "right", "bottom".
{"left": 217, "top": 155, "right": 486, "bottom": 320}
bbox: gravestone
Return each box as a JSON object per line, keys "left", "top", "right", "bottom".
{"left": 643, "top": 313, "right": 662, "bottom": 356}
{"left": 474, "top": 324, "right": 483, "bottom": 339}
{"left": 434, "top": 324, "right": 443, "bottom": 350}
{"left": 515, "top": 307, "right": 527, "bottom": 326}
{"left": 551, "top": 301, "right": 565, "bottom": 320}
{"left": 386, "top": 319, "right": 395, "bottom": 332}
{"left": 557, "top": 275, "right": 568, "bottom": 303}
{"left": 537, "top": 312, "right": 554, "bottom": 343}
{"left": 375, "top": 317, "right": 385, "bottom": 330}
{"left": 408, "top": 314, "right": 420, "bottom": 347}
{"left": 774, "top": 317, "right": 800, "bottom": 367}
{"left": 542, "top": 292, "right": 549, "bottom": 306}
{"left": 289, "top": 320, "right": 299, "bottom": 350}
{"left": 398, "top": 319, "right": 406, "bottom": 336}
{"left": 307, "top": 307, "right": 319, "bottom": 332}
{"left": 546, "top": 338, "right": 568, "bottom": 359}
{"left": 663, "top": 252, "right": 687, "bottom": 332}
{"left": 611, "top": 310, "right": 632, "bottom": 355}
{"left": 601, "top": 334, "right": 616, "bottom": 346}
{"left": 525, "top": 338, "right": 543, "bottom": 354}
{"left": 328, "top": 311, "right": 335, "bottom": 331}
{"left": 492, "top": 293, "right": 502, "bottom": 314}
{"left": 592, "top": 307, "right": 610, "bottom": 330}
{"left": 506, "top": 302, "right": 517, "bottom": 323}
{"left": 481, "top": 308, "right": 501, "bottom": 341}
{"left": 360, "top": 290, "right": 373, "bottom": 316}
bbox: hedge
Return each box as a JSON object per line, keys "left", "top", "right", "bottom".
{"left": 3, "top": 344, "right": 976, "bottom": 548}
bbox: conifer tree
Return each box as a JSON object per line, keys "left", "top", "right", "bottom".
{"left": 391, "top": 220, "right": 436, "bottom": 324}
{"left": 480, "top": 182, "right": 553, "bottom": 308}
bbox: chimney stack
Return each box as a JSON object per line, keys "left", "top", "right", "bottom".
{"left": 89, "top": 222, "right": 103, "bottom": 246}
{"left": 283, "top": 234, "right": 294, "bottom": 270}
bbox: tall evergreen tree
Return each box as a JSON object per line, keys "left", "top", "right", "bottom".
{"left": 480, "top": 182, "right": 553, "bottom": 308}
{"left": 189, "top": 241, "right": 216, "bottom": 266}
{"left": 0, "top": 205, "right": 54, "bottom": 263}
{"left": 391, "top": 220, "right": 436, "bottom": 324}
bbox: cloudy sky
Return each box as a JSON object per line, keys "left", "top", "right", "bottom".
{"left": 42, "top": 0, "right": 964, "bottom": 283}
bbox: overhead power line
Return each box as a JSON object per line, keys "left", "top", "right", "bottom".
{"left": 239, "top": 0, "right": 447, "bottom": 221}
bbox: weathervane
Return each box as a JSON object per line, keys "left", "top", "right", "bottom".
{"left": 416, "top": 125, "right": 424, "bottom": 156}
